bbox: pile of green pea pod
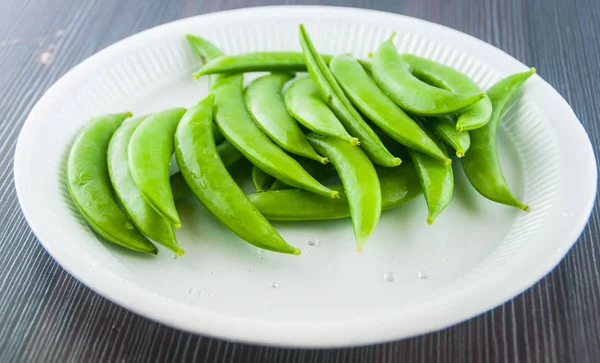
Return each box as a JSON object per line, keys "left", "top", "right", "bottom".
{"left": 67, "top": 25, "right": 535, "bottom": 256}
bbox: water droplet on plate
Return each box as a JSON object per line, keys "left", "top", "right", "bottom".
{"left": 417, "top": 270, "right": 429, "bottom": 279}
{"left": 210, "top": 271, "right": 216, "bottom": 275}
{"left": 248, "top": 268, "right": 254, "bottom": 272}
{"left": 307, "top": 238, "right": 319, "bottom": 247}
{"left": 271, "top": 282, "right": 279, "bottom": 288}
{"left": 258, "top": 249, "right": 264, "bottom": 254}
{"left": 259, "top": 256, "right": 264, "bottom": 260}
{"left": 382, "top": 272, "right": 395, "bottom": 282}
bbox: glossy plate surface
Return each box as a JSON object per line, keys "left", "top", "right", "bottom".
{"left": 14, "top": 6, "right": 597, "bottom": 347}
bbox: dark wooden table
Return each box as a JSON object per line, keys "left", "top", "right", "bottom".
{"left": 1, "top": 0, "right": 599, "bottom": 362}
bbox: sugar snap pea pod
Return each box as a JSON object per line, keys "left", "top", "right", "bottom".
{"left": 68, "top": 113, "right": 158, "bottom": 255}
{"left": 371, "top": 36, "right": 485, "bottom": 116}
{"left": 250, "top": 163, "right": 421, "bottom": 221}
{"left": 330, "top": 54, "right": 450, "bottom": 164}
{"left": 401, "top": 54, "right": 493, "bottom": 131}
{"left": 175, "top": 94, "right": 300, "bottom": 255}
{"left": 108, "top": 115, "right": 184, "bottom": 255}
{"left": 407, "top": 124, "right": 454, "bottom": 224}
{"left": 171, "top": 140, "right": 245, "bottom": 201}
{"left": 284, "top": 77, "right": 358, "bottom": 145}
{"left": 307, "top": 134, "right": 381, "bottom": 251}
{"left": 428, "top": 115, "right": 471, "bottom": 157}
{"left": 212, "top": 74, "right": 338, "bottom": 199}
{"left": 245, "top": 73, "right": 327, "bottom": 163}
{"left": 461, "top": 68, "right": 535, "bottom": 210}
{"left": 194, "top": 52, "right": 371, "bottom": 78}
{"left": 299, "top": 25, "right": 400, "bottom": 167}
{"left": 252, "top": 166, "right": 274, "bottom": 192}
{"left": 269, "top": 158, "right": 337, "bottom": 191}
{"left": 129, "top": 108, "right": 186, "bottom": 227}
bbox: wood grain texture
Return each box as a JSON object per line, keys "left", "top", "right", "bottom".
{"left": 1, "top": 0, "right": 599, "bottom": 361}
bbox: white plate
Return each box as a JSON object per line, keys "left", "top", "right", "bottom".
{"left": 14, "top": 6, "right": 597, "bottom": 347}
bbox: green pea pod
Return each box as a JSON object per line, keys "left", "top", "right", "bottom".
{"left": 299, "top": 25, "right": 400, "bottom": 167}
{"left": 212, "top": 74, "right": 338, "bottom": 199}
{"left": 269, "top": 158, "right": 337, "bottom": 191}
{"left": 108, "top": 115, "right": 184, "bottom": 255}
{"left": 461, "top": 68, "right": 535, "bottom": 210}
{"left": 402, "top": 54, "right": 493, "bottom": 131}
{"left": 194, "top": 51, "right": 371, "bottom": 78}
{"left": 68, "top": 113, "right": 158, "bottom": 255}
{"left": 170, "top": 140, "right": 244, "bottom": 201}
{"left": 128, "top": 108, "right": 186, "bottom": 227}
{"left": 175, "top": 95, "right": 300, "bottom": 255}
{"left": 252, "top": 165, "right": 274, "bottom": 192}
{"left": 284, "top": 77, "right": 358, "bottom": 145}
{"left": 307, "top": 134, "right": 381, "bottom": 252}
{"left": 249, "top": 163, "right": 421, "bottom": 220}
{"left": 245, "top": 73, "right": 327, "bottom": 163}
{"left": 330, "top": 54, "right": 450, "bottom": 164}
{"left": 407, "top": 124, "right": 454, "bottom": 224}
{"left": 429, "top": 115, "right": 471, "bottom": 157}
{"left": 371, "top": 36, "right": 485, "bottom": 116}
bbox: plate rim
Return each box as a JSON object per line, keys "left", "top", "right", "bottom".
{"left": 13, "top": 5, "right": 598, "bottom": 347}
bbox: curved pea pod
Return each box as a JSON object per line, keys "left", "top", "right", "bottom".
{"left": 330, "top": 54, "right": 450, "bottom": 164}
{"left": 461, "top": 68, "right": 535, "bottom": 210}
{"left": 245, "top": 73, "right": 327, "bottom": 163}
{"left": 128, "top": 108, "right": 186, "bottom": 227}
{"left": 299, "top": 25, "right": 400, "bottom": 167}
{"left": 68, "top": 112, "right": 158, "bottom": 255}
{"left": 194, "top": 51, "right": 372, "bottom": 77}
{"left": 171, "top": 140, "right": 245, "bottom": 201}
{"left": 284, "top": 77, "right": 358, "bottom": 145}
{"left": 175, "top": 94, "right": 300, "bottom": 255}
{"left": 428, "top": 115, "right": 471, "bottom": 157}
{"left": 402, "top": 54, "right": 493, "bottom": 131}
{"left": 249, "top": 163, "right": 422, "bottom": 220}
{"left": 371, "top": 36, "right": 485, "bottom": 116}
{"left": 108, "top": 115, "right": 184, "bottom": 255}
{"left": 269, "top": 158, "right": 337, "bottom": 191}
{"left": 252, "top": 165, "right": 274, "bottom": 192}
{"left": 212, "top": 74, "right": 337, "bottom": 199}
{"left": 307, "top": 134, "right": 381, "bottom": 252}
{"left": 407, "top": 124, "right": 454, "bottom": 224}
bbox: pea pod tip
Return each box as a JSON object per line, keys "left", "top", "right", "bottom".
{"left": 444, "top": 158, "right": 452, "bottom": 166}
{"left": 320, "top": 157, "right": 329, "bottom": 165}
{"left": 350, "top": 137, "right": 360, "bottom": 146}
{"left": 174, "top": 223, "right": 182, "bottom": 229}
{"left": 520, "top": 204, "right": 530, "bottom": 211}
{"left": 456, "top": 151, "right": 465, "bottom": 158}
{"left": 330, "top": 190, "right": 340, "bottom": 199}
{"left": 175, "top": 248, "right": 185, "bottom": 257}
{"left": 426, "top": 217, "right": 434, "bottom": 225}
{"left": 293, "top": 248, "right": 301, "bottom": 256}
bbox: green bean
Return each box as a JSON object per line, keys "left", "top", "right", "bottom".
{"left": 68, "top": 112, "right": 157, "bottom": 255}
{"left": 371, "top": 35, "right": 485, "bottom": 116}
{"left": 428, "top": 115, "right": 471, "bottom": 157}
{"left": 194, "top": 51, "right": 371, "bottom": 78}
{"left": 252, "top": 166, "right": 274, "bottom": 192}
{"left": 307, "top": 134, "right": 381, "bottom": 252}
{"left": 299, "top": 25, "right": 400, "bottom": 167}
{"left": 330, "top": 54, "right": 450, "bottom": 164}
{"left": 175, "top": 95, "right": 300, "bottom": 255}
{"left": 407, "top": 123, "right": 454, "bottom": 224}
{"left": 108, "top": 115, "right": 183, "bottom": 255}
{"left": 461, "top": 68, "right": 535, "bottom": 210}
{"left": 128, "top": 108, "right": 186, "bottom": 227}
{"left": 402, "top": 54, "right": 493, "bottom": 131}
{"left": 212, "top": 74, "right": 338, "bottom": 199}
{"left": 170, "top": 140, "right": 245, "bottom": 201}
{"left": 249, "top": 163, "right": 421, "bottom": 220}
{"left": 284, "top": 77, "right": 358, "bottom": 145}
{"left": 245, "top": 73, "right": 327, "bottom": 163}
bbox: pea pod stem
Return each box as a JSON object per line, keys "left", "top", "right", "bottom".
{"left": 68, "top": 112, "right": 158, "bottom": 255}
{"left": 307, "top": 133, "right": 381, "bottom": 252}
{"left": 461, "top": 68, "right": 535, "bottom": 210}
{"left": 299, "top": 24, "right": 400, "bottom": 167}
{"left": 175, "top": 95, "right": 300, "bottom": 255}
